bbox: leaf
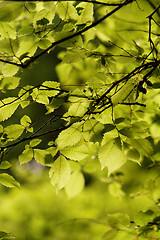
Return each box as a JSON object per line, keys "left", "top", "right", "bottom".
{"left": 126, "top": 138, "right": 153, "bottom": 157}
{"left": 20, "top": 115, "right": 32, "bottom": 127}
{"left": 56, "top": 122, "right": 82, "bottom": 149}
{"left": 2, "top": 63, "right": 19, "bottom": 77}
{"left": 0, "top": 161, "right": 11, "bottom": 170}
{"left": 67, "top": 100, "right": 89, "bottom": 117}
{"left": 19, "top": 146, "right": 33, "bottom": 164}
{"left": 82, "top": 119, "right": 104, "bottom": 142}
{"left": 18, "top": 26, "right": 34, "bottom": 36}
{"left": 49, "top": 156, "right": 71, "bottom": 190}
{"left": 0, "top": 2, "right": 23, "bottom": 22}
{"left": 0, "top": 97, "right": 20, "bottom": 122}
{"left": 108, "top": 182, "right": 125, "bottom": 198}
{"left": 0, "top": 77, "right": 20, "bottom": 91}
{"left": 77, "top": 2, "right": 93, "bottom": 24}
{"left": 34, "top": 149, "right": 48, "bottom": 166}
{"left": 30, "top": 139, "right": 42, "bottom": 147}
{"left": 106, "top": 212, "right": 130, "bottom": 229}
{"left": 62, "top": 49, "right": 85, "bottom": 64}
{"left": 112, "top": 79, "right": 135, "bottom": 105}
{"left": 126, "top": 148, "right": 140, "bottom": 163}
{"left": 0, "top": 22, "right": 16, "bottom": 39}
{"left": 39, "top": 81, "right": 60, "bottom": 97}
{"left": 4, "top": 124, "right": 24, "bottom": 140}
{"left": 98, "top": 138, "right": 127, "bottom": 175}
{"left": 38, "top": 39, "right": 51, "bottom": 50}
{"left": 0, "top": 173, "right": 20, "bottom": 189}
{"left": 33, "top": 9, "right": 54, "bottom": 27}
{"left": 0, "top": 39, "right": 19, "bottom": 56}
{"left": 57, "top": 2, "right": 77, "bottom": 20}
{"left": 65, "top": 171, "right": 85, "bottom": 198}
{"left": 61, "top": 141, "right": 98, "bottom": 162}
{"left": 134, "top": 210, "right": 154, "bottom": 226}
{"left": 35, "top": 94, "right": 49, "bottom": 105}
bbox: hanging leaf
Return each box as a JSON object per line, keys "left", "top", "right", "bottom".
{"left": 98, "top": 138, "right": 127, "bottom": 175}
{"left": 19, "top": 145, "right": 33, "bottom": 164}
{"left": 0, "top": 97, "right": 20, "bottom": 122}
{"left": 65, "top": 171, "right": 85, "bottom": 198}
{"left": 34, "top": 149, "right": 48, "bottom": 166}
{"left": 56, "top": 122, "right": 82, "bottom": 149}
{"left": 0, "top": 173, "right": 20, "bottom": 189}
{"left": 4, "top": 124, "right": 24, "bottom": 140}
{"left": 49, "top": 155, "right": 71, "bottom": 190}
{"left": 0, "top": 161, "right": 11, "bottom": 170}
{"left": 0, "top": 77, "right": 20, "bottom": 91}
{"left": 2, "top": 63, "right": 19, "bottom": 77}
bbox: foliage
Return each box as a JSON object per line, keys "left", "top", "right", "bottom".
{"left": 0, "top": 0, "right": 160, "bottom": 239}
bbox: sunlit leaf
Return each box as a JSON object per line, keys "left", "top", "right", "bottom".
{"left": 56, "top": 122, "right": 82, "bottom": 149}
{"left": 0, "top": 98, "right": 20, "bottom": 122}
{"left": 98, "top": 138, "right": 127, "bottom": 175}
{"left": 0, "top": 173, "right": 20, "bottom": 189}
{"left": 65, "top": 171, "right": 85, "bottom": 198}
{"left": 49, "top": 155, "right": 71, "bottom": 190}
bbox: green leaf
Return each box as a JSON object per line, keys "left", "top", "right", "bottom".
{"left": 0, "top": 77, "right": 20, "bottom": 91}
{"left": 126, "top": 148, "right": 140, "bottom": 163}
{"left": 67, "top": 100, "right": 89, "bottom": 117}
{"left": 39, "top": 81, "right": 60, "bottom": 97}
{"left": 18, "top": 26, "right": 34, "bottom": 36}
{"left": 0, "top": 22, "right": 16, "bottom": 39}
{"left": 65, "top": 171, "right": 85, "bottom": 198}
{"left": 0, "top": 97, "right": 20, "bottom": 122}
{"left": 134, "top": 210, "right": 154, "bottom": 226}
{"left": 38, "top": 39, "right": 51, "bottom": 50}
{"left": 61, "top": 141, "right": 98, "bottom": 162}
{"left": 2, "top": 63, "right": 19, "bottom": 77}
{"left": 0, "top": 173, "right": 20, "bottom": 189}
{"left": 0, "top": 2, "right": 23, "bottom": 22}
{"left": 20, "top": 115, "right": 32, "bottom": 127}
{"left": 112, "top": 79, "right": 135, "bottom": 105}
{"left": 126, "top": 138, "right": 153, "bottom": 157}
{"left": 0, "top": 39, "right": 19, "bottom": 56}
{"left": 57, "top": 2, "right": 77, "bottom": 20}
{"left": 77, "top": 2, "right": 93, "bottom": 24}
{"left": 106, "top": 212, "right": 130, "bottom": 229}
{"left": 82, "top": 119, "right": 104, "bottom": 142}
{"left": 49, "top": 156, "right": 71, "bottom": 190}
{"left": 108, "top": 181, "right": 125, "bottom": 198}
{"left": 35, "top": 94, "right": 49, "bottom": 105}
{"left": 98, "top": 138, "right": 127, "bottom": 175}
{"left": 4, "top": 124, "right": 24, "bottom": 140}
{"left": 0, "top": 161, "right": 11, "bottom": 170}
{"left": 34, "top": 149, "right": 48, "bottom": 166}
{"left": 19, "top": 146, "right": 33, "bottom": 164}
{"left": 33, "top": 9, "right": 54, "bottom": 27}
{"left": 30, "top": 139, "right": 42, "bottom": 147}
{"left": 56, "top": 122, "right": 82, "bottom": 149}
{"left": 62, "top": 49, "right": 85, "bottom": 64}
